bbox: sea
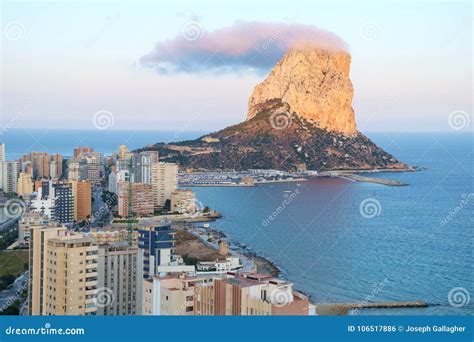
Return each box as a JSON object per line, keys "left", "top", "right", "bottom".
{"left": 2, "top": 129, "right": 473, "bottom": 315}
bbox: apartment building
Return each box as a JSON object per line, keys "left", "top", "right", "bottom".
{"left": 143, "top": 274, "right": 214, "bottom": 315}
{"left": 117, "top": 182, "right": 154, "bottom": 217}
{"left": 96, "top": 243, "right": 144, "bottom": 315}
{"left": 170, "top": 189, "right": 196, "bottom": 213}
{"left": 151, "top": 162, "right": 178, "bottom": 208}
{"left": 70, "top": 180, "right": 92, "bottom": 222}
{"left": 138, "top": 223, "right": 175, "bottom": 278}
{"left": 43, "top": 234, "right": 98, "bottom": 315}
{"left": 195, "top": 273, "right": 309, "bottom": 316}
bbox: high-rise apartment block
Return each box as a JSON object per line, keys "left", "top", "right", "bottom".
{"left": 117, "top": 182, "right": 154, "bottom": 217}
{"left": 28, "top": 225, "right": 98, "bottom": 316}
{"left": 70, "top": 180, "right": 92, "bottom": 222}
{"left": 151, "top": 163, "right": 178, "bottom": 208}
{"left": 97, "top": 243, "right": 143, "bottom": 315}
{"left": 138, "top": 223, "right": 175, "bottom": 278}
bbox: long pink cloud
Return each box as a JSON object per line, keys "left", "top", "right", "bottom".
{"left": 140, "top": 21, "right": 348, "bottom": 74}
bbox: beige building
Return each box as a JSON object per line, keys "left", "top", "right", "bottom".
{"left": 144, "top": 272, "right": 309, "bottom": 316}
{"left": 97, "top": 243, "right": 144, "bottom": 315}
{"left": 18, "top": 212, "right": 49, "bottom": 246}
{"left": 28, "top": 225, "right": 98, "bottom": 316}
{"left": 195, "top": 273, "right": 309, "bottom": 316}
{"left": 28, "top": 223, "right": 67, "bottom": 315}
{"left": 170, "top": 189, "right": 196, "bottom": 213}
{"left": 88, "top": 229, "right": 139, "bottom": 246}
{"left": 118, "top": 145, "right": 129, "bottom": 159}
{"left": 151, "top": 162, "right": 178, "bottom": 208}
{"left": 21, "top": 152, "right": 62, "bottom": 179}
{"left": 44, "top": 234, "right": 98, "bottom": 315}
{"left": 143, "top": 274, "right": 214, "bottom": 316}
{"left": 117, "top": 182, "right": 154, "bottom": 217}
{"left": 70, "top": 180, "right": 92, "bottom": 222}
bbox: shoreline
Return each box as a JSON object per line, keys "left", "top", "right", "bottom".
{"left": 180, "top": 206, "right": 435, "bottom": 316}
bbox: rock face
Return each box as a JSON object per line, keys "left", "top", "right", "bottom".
{"left": 142, "top": 47, "right": 408, "bottom": 172}
{"left": 247, "top": 47, "right": 356, "bottom": 136}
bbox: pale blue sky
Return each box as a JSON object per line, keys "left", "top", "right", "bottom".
{"left": 1, "top": 0, "right": 472, "bottom": 132}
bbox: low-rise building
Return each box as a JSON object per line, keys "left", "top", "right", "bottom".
{"left": 170, "top": 189, "right": 196, "bottom": 213}
{"left": 194, "top": 272, "right": 309, "bottom": 316}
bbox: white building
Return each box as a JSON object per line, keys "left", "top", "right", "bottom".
{"left": 196, "top": 257, "right": 242, "bottom": 274}
{"left": 31, "top": 181, "right": 56, "bottom": 219}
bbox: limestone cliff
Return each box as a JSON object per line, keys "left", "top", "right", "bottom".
{"left": 247, "top": 48, "right": 356, "bottom": 136}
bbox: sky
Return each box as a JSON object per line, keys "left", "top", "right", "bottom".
{"left": 0, "top": 0, "right": 472, "bottom": 133}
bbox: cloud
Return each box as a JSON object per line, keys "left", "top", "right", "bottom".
{"left": 140, "top": 21, "right": 348, "bottom": 74}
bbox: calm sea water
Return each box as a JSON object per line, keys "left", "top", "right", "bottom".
{"left": 0, "top": 129, "right": 206, "bottom": 159}
{"left": 187, "top": 133, "right": 473, "bottom": 315}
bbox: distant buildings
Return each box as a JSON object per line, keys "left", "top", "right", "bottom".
{"left": 68, "top": 148, "right": 104, "bottom": 186}
{"left": 17, "top": 172, "right": 34, "bottom": 197}
{"left": 171, "top": 189, "right": 196, "bottom": 213}
{"left": 20, "top": 152, "right": 63, "bottom": 179}
{"left": 67, "top": 159, "right": 88, "bottom": 181}
{"left": 70, "top": 180, "right": 92, "bottom": 222}
{"left": 31, "top": 180, "right": 74, "bottom": 224}
{"left": 51, "top": 183, "right": 74, "bottom": 224}
{"left": 74, "top": 147, "right": 93, "bottom": 159}
{"left": 117, "top": 182, "right": 154, "bottom": 217}
{"left": 133, "top": 152, "right": 158, "bottom": 184}
{"left": 151, "top": 162, "right": 178, "bottom": 208}
{"left": 138, "top": 223, "right": 176, "bottom": 278}
{"left": 18, "top": 211, "right": 49, "bottom": 246}
{"left": 0, "top": 143, "right": 5, "bottom": 190}
{"left": 3, "top": 160, "right": 20, "bottom": 193}
{"left": 31, "top": 181, "right": 56, "bottom": 219}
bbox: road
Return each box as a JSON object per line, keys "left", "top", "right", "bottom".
{"left": 0, "top": 272, "right": 28, "bottom": 312}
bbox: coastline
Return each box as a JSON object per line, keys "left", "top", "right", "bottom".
{"left": 177, "top": 197, "right": 437, "bottom": 316}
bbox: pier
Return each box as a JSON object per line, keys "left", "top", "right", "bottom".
{"left": 321, "top": 171, "right": 408, "bottom": 186}
{"left": 315, "top": 300, "right": 428, "bottom": 315}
